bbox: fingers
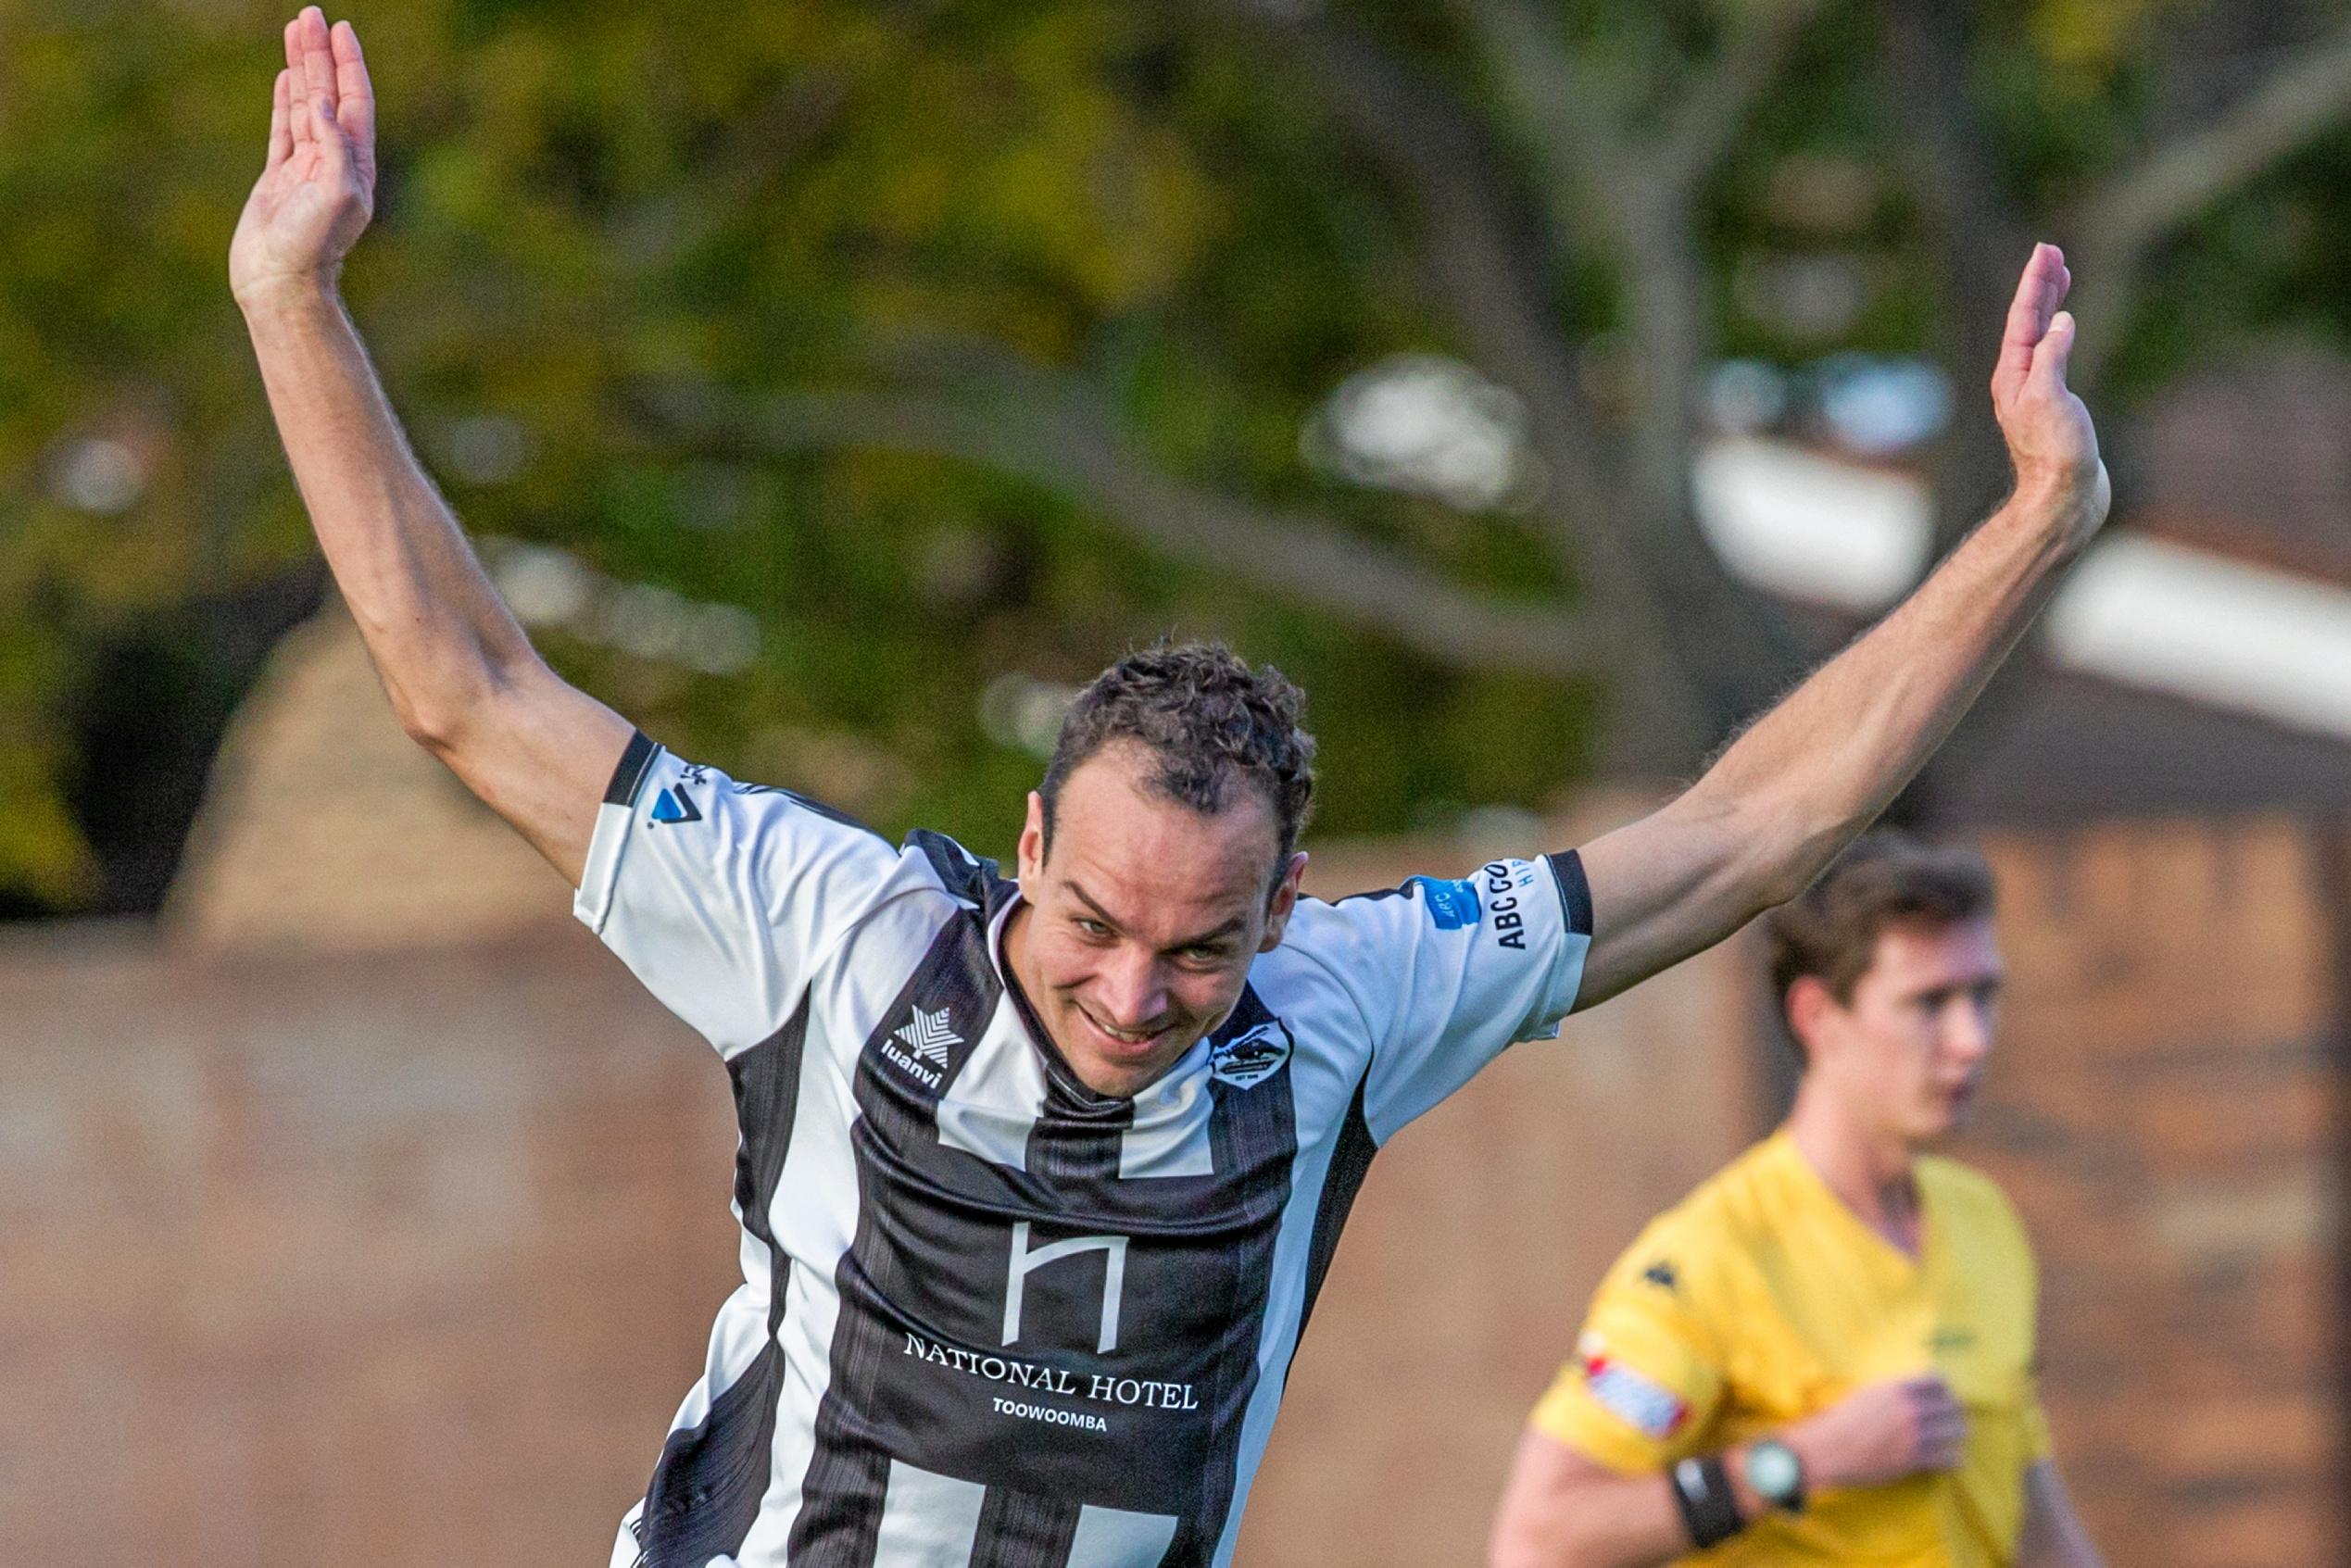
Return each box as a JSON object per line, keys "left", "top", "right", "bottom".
{"left": 283, "top": 18, "right": 310, "bottom": 148}
{"left": 267, "top": 69, "right": 295, "bottom": 170}
{"left": 1906, "top": 1376, "right": 1967, "bottom": 1472}
{"left": 310, "top": 95, "right": 351, "bottom": 182}
{"left": 296, "top": 6, "right": 339, "bottom": 124}
{"left": 1991, "top": 242, "right": 2068, "bottom": 407}
{"left": 2030, "top": 309, "right": 2078, "bottom": 394}
{"left": 332, "top": 20, "right": 376, "bottom": 160}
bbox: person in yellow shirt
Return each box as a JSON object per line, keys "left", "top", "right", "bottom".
{"left": 1489, "top": 833, "right": 2105, "bottom": 1568}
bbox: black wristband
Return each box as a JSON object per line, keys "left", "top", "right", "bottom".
{"left": 1669, "top": 1455, "right": 1744, "bottom": 1549}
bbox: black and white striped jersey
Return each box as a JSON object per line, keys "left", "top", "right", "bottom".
{"left": 578, "top": 734, "right": 1592, "bottom": 1568}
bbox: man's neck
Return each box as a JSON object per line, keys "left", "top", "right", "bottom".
{"left": 1784, "top": 1081, "right": 1921, "bottom": 1252}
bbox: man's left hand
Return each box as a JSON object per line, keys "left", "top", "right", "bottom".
{"left": 1989, "top": 243, "right": 2111, "bottom": 553}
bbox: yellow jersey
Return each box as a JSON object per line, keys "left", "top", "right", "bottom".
{"left": 1528, "top": 1132, "right": 2049, "bottom": 1567}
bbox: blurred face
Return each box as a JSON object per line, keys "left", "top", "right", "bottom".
{"left": 1791, "top": 917, "right": 2004, "bottom": 1145}
{"left": 1007, "top": 743, "right": 1306, "bottom": 1099}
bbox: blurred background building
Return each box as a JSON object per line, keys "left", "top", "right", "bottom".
{"left": 17, "top": 0, "right": 2351, "bottom": 1562}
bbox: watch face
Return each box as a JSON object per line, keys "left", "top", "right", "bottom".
{"left": 1747, "top": 1442, "right": 1801, "bottom": 1501}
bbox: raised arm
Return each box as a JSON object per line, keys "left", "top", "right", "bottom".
{"left": 230, "top": 8, "right": 630, "bottom": 885}
{"left": 1570, "top": 245, "right": 2108, "bottom": 1010}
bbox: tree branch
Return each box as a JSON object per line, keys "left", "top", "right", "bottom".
{"left": 1450, "top": 0, "right": 1635, "bottom": 234}
{"left": 1657, "top": 0, "right": 1834, "bottom": 192}
{"left": 2073, "top": 19, "right": 2351, "bottom": 383}
{"left": 637, "top": 375, "right": 1601, "bottom": 679}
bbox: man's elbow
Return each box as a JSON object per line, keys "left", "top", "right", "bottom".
{"left": 387, "top": 658, "right": 527, "bottom": 758}
{"left": 1702, "top": 786, "right": 1863, "bottom": 916}
{"left": 1489, "top": 1504, "right": 1608, "bottom": 1568}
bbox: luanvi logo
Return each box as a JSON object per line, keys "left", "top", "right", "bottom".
{"left": 1210, "top": 1019, "right": 1292, "bottom": 1089}
{"left": 879, "top": 1006, "right": 960, "bottom": 1086}
{"left": 895, "top": 1006, "right": 961, "bottom": 1066}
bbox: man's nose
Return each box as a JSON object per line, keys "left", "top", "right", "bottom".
{"left": 1944, "top": 999, "right": 1994, "bottom": 1063}
{"left": 1100, "top": 947, "right": 1171, "bottom": 1027}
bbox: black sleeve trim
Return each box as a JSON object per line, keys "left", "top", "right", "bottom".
{"left": 1546, "top": 848, "right": 1592, "bottom": 937}
{"left": 603, "top": 729, "right": 660, "bottom": 807}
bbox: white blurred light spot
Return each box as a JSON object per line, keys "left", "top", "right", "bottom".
{"left": 2045, "top": 536, "right": 2351, "bottom": 739}
{"left": 686, "top": 604, "right": 761, "bottom": 675}
{"left": 445, "top": 415, "right": 532, "bottom": 485}
{"left": 603, "top": 583, "right": 694, "bottom": 663}
{"left": 485, "top": 535, "right": 760, "bottom": 676}
{"left": 1692, "top": 438, "right": 1931, "bottom": 609}
{"left": 980, "top": 672, "right": 1078, "bottom": 759}
{"left": 496, "top": 544, "right": 596, "bottom": 627}
{"left": 1306, "top": 354, "right": 1541, "bottom": 512}
{"left": 1815, "top": 355, "right": 1953, "bottom": 457}
{"left": 52, "top": 438, "right": 146, "bottom": 514}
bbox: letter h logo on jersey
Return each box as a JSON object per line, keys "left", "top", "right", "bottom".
{"left": 1002, "top": 1221, "right": 1128, "bottom": 1354}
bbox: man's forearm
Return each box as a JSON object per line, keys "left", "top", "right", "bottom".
{"left": 1491, "top": 1437, "right": 1779, "bottom": 1568}
{"left": 241, "top": 279, "right": 535, "bottom": 742}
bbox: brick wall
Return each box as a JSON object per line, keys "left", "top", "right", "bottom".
{"left": 1964, "top": 822, "right": 2347, "bottom": 1568}
{"left": 5, "top": 813, "right": 2345, "bottom": 1565}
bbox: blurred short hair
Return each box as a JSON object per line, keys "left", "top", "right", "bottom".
{"left": 1765, "top": 830, "right": 1996, "bottom": 1010}
{"left": 1039, "top": 641, "right": 1317, "bottom": 883}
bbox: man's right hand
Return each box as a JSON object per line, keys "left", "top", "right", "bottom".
{"left": 231, "top": 7, "right": 377, "bottom": 311}
{"left": 1780, "top": 1374, "right": 1967, "bottom": 1490}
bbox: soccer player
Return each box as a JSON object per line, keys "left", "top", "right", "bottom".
{"left": 1487, "top": 834, "right": 2106, "bottom": 1568}
{"left": 232, "top": 11, "right": 2107, "bottom": 1566}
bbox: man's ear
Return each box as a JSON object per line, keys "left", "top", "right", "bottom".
{"left": 1018, "top": 790, "right": 1048, "bottom": 884}
{"left": 1785, "top": 974, "right": 1835, "bottom": 1062}
{"left": 1258, "top": 851, "right": 1310, "bottom": 952}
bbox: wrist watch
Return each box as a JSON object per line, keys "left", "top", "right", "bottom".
{"left": 1743, "top": 1437, "right": 1807, "bottom": 1513}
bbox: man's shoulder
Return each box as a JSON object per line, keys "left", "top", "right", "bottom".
{"left": 1600, "top": 1141, "right": 1788, "bottom": 1304}
{"left": 1918, "top": 1153, "right": 2033, "bottom": 1254}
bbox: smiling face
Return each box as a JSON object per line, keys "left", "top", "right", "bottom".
{"left": 1006, "top": 742, "right": 1307, "bottom": 1098}
{"left": 1790, "top": 916, "right": 2005, "bottom": 1146}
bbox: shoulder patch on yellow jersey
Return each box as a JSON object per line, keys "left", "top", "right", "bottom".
{"left": 1577, "top": 1332, "right": 1691, "bottom": 1440}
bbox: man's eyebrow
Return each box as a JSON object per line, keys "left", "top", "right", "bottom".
{"left": 1066, "top": 881, "right": 1247, "bottom": 949}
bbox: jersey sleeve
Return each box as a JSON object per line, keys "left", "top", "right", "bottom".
{"left": 572, "top": 732, "right": 900, "bottom": 1057}
{"left": 1317, "top": 849, "right": 1592, "bottom": 1140}
{"left": 1528, "top": 1222, "right": 1726, "bottom": 1474}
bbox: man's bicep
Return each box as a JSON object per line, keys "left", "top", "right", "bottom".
{"left": 427, "top": 660, "right": 635, "bottom": 889}
{"left": 1569, "top": 793, "right": 1760, "bottom": 1010}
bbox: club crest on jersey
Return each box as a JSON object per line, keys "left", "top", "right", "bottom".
{"left": 1210, "top": 1019, "right": 1293, "bottom": 1089}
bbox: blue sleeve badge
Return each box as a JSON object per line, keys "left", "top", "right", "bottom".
{"left": 1407, "top": 875, "right": 1481, "bottom": 930}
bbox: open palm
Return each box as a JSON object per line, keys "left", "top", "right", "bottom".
{"left": 1988, "top": 243, "right": 2113, "bottom": 545}
{"left": 230, "top": 7, "right": 377, "bottom": 307}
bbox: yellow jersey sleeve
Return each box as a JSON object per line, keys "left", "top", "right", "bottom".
{"left": 1529, "top": 1221, "right": 1726, "bottom": 1474}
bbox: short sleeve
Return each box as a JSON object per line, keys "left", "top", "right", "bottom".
{"left": 573, "top": 733, "right": 899, "bottom": 1057}
{"left": 1316, "top": 850, "right": 1592, "bottom": 1139}
{"left": 1529, "top": 1228, "right": 1726, "bottom": 1474}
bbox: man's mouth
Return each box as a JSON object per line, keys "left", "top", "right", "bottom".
{"left": 1076, "top": 1007, "right": 1173, "bottom": 1057}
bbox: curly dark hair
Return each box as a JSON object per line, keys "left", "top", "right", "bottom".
{"left": 1038, "top": 641, "right": 1317, "bottom": 883}
{"left": 1765, "top": 830, "right": 1995, "bottom": 1009}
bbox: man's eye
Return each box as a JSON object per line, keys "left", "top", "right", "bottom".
{"left": 1179, "top": 946, "right": 1226, "bottom": 964}
{"left": 1074, "top": 918, "right": 1113, "bottom": 938}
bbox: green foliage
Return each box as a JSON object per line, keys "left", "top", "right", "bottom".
{"left": 8, "top": 0, "right": 2351, "bottom": 908}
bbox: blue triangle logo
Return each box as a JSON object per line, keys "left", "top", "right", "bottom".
{"left": 650, "top": 785, "right": 702, "bottom": 825}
